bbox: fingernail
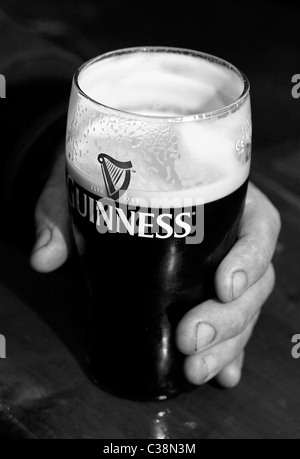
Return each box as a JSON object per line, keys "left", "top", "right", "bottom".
{"left": 32, "top": 228, "right": 52, "bottom": 253}
{"left": 203, "top": 355, "right": 218, "bottom": 382}
{"left": 195, "top": 322, "right": 217, "bottom": 353}
{"left": 232, "top": 271, "right": 248, "bottom": 300}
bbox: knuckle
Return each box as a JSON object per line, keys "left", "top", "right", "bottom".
{"left": 244, "top": 235, "right": 269, "bottom": 269}
{"left": 235, "top": 312, "right": 249, "bottom": 336}
{"left": 248, "top": 216, "right": 276, "bottom": 267}
{"left": 254, "top": 264, "right": 276, "bottom": 308}
{"left": 257, "top": 243, "right": 272, "bottom": 270}
{"left": 262, "top": 196, "right": 282, "bottom": 236}
{"left": 228, "top": 307, "right": 248, "bottom": 339}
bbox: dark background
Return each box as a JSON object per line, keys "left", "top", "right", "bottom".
{"left": 1, "top": 0, "right": 300, "bottom": 150}
{"left": 0, "top": 0, "right": 300, "bottom": 440}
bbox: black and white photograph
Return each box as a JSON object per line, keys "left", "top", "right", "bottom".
{"left": 0, "top": 0, "right": 299, "bottom": 442}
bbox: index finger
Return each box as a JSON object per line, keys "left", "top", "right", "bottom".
{"left": 215, "top": 183, "right": 281, "bottom": 303}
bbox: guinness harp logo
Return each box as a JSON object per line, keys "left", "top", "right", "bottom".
{"left": 98, "top": 153, "right": 133, "bottom": 200}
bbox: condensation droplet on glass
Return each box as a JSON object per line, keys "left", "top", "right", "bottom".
{"left": 166, "top": 166, "right": 172, "bottom": 182}
{"left": 131, "top": 138, "right": 141, "bottom": 149}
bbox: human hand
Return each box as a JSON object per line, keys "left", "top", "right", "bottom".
{"left": 30, "top": 154, "right": 281, "bottom": 389}
{"left": 176, "top": 183, "right": 281, "bottom": 387}
{"left": 30, "top": 151, "right": 71, "bottom": 273}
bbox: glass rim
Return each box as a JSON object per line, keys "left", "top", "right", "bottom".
{"left": 74, "top": 46, "right": 250, "bottom": 122}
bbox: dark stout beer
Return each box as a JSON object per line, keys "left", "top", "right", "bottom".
{"left": 66, "top": 48, "right": 251, "bottom": 400}
{"left": 69, "top": 178, "right": 248, "bottom": 400}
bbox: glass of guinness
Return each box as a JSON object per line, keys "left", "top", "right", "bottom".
{"left": 66, "top": 47, "right": 251, "bottom": 401}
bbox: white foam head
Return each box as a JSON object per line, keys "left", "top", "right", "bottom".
{"left": 67, "top": 48, "right": 251, "bottom": 204}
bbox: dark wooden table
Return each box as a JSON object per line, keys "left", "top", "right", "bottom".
{"left": 0, "top": 139, "right": 300, "bottom": 439}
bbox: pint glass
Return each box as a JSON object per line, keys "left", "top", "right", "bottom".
{"left": 66, "top": 47, "right": 251, "bottom": 400}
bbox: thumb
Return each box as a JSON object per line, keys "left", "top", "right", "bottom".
{"left": 30, "top": 154, "right": 71, "bottom": 273}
